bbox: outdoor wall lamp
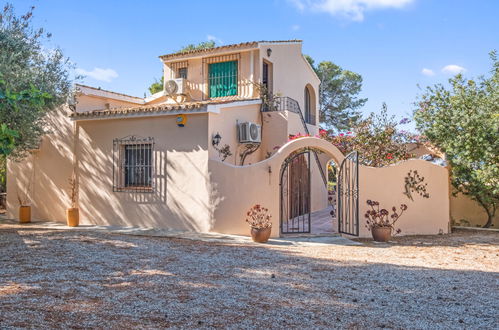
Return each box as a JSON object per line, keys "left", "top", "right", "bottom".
{"left": 212, "top": 132, "right": 222, "bottom": 146}
{"left": 266, "top": 48, "right": 272, "bottom": 57}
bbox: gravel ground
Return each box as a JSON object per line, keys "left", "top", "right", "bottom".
{"left": 0, "top": 224, "right": 498, "bottom": 329}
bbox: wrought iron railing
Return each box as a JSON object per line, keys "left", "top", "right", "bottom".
{"left": 261, "top": 96, "right": 301, "bottom": 114}
{"left": 262, "top": 96, "right": 327, "bottom": 186}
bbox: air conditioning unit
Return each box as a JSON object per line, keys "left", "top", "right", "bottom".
{"left": 164, "top": 78, "right": 187, "bottom": 95}
{"left": 238, "top": 122, "right": 261, "bottom": 143}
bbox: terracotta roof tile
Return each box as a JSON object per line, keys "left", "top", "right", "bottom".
{"left": 159, "top": 40, "right": 302, "bottom": 61}
{"left": 70, "top": 97, "right": 260, "bottom": 120}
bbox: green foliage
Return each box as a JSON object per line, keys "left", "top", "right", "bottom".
{"left": 414, "top": 51, "right": 499, "bottom": 227}
{"left": 0, "top": 4, "right": 74, "bottom": 159}
{"left": 0, "top": 123, "right": 19, "bottom": 156}
{"left": 148, "top": 76, "right": 164, "bottom": 95}
{"left": 0, "top": 155, "right": 5, "bottom": 193}
{"left": 178, "top": 40, "right": 216, "bottom": 53}
{"left": 321, "top": 103, "right": 415, "bottom": 167}
{"left": 306, "top": 55, "right": 367, "bottom": 132}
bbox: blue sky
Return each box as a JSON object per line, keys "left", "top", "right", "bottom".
{"left": 6, "top": 0, "right": 499, "bottom": 130}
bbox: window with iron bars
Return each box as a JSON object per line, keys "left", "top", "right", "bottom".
{"left": 177, "top": 67, "right": 188, "bottom": 79}
{"left": 208, "top": 60, "right": 238, "bottom": 98}
{"left": 113, "top": 136, "right": 155, "bottom": 193}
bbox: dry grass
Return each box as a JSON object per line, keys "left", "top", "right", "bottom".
{"left": 0, "top": 224, "right": 498, "bottom": 329}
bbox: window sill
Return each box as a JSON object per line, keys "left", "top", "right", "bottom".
{"left": 114, "top": 186, "right": 154, "bottom": 193}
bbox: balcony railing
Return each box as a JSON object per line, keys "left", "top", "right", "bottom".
{"left": 261, "top": 96, "right": 300, "bottom": 114}
{"left": 262, "top": 96, "right": 316, "bottom": 125}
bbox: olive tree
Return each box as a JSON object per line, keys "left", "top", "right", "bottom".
{"left": 0, "top": 4, "right": 74, "bottom": 192}
{"left": 0, "top": 4, "right": 74, "bottom": 158}
{"left": 414, "top": 51, "right": 499, "bottom": 227}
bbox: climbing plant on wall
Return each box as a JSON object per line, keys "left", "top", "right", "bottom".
{"left": 403, "top": 170, "right": 430, "bottom": 201}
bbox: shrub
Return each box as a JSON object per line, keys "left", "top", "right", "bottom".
{"left": 364, "top": 200, "right": 407, "bottom": 234}
{"left": 245, "top": 204, "right": 272, "bottom": 229}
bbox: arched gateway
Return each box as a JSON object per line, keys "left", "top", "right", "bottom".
{"left": 279, "top": 147, "right": 359, "bottom": 236}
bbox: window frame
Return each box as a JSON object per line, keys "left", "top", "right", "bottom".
{"left": 208, "top": 60, "right": 238, "bottom": 98}
{"left": 177, "top": 67, "right": 188, "bottom": 79}
{"left": 304, "top": 86, "right": 316, "bottom": 125}
{"left": 113, "top": 136, "right": 155, "bottom": 193}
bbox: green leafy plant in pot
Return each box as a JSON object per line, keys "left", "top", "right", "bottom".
{"left": 245, "top": 204, "right": 272, "bottom": 243}
{"left": 365, "top": 200, "right": 407, "bottom": 242}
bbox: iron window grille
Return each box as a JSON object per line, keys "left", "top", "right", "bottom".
{"left": 208, "top": 60, "right": 238, "bottom": 98}
{"left": 113, "top": 135, "right": 155, "bottom": 193}
{"left": 177, "top": 67, "right": 188, "bottom": 79}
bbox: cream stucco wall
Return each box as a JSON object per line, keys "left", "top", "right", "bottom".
{"left": 259, "top": 42, "right": 320, "bottom": 125}
{"left": 208, "top": 103, "right": 263, "bottom": 165}
{"left": 7, "top": 106, "right": 74, "bottom": 222}
{"left": 76, "top": 95, "right": 140, "bottom": 113}
{"left": 358, "top": 160, "right": 450, "bottom": 237}
{"left": 75, "top": 114, "right": 213, "bottom": 231}
{"left": 7, "top": 102, "right": 216, "bottom": 232}
{"left": 451, "top": 192, "right": 499, "bottom": 228}
{"left": 210, "top": 137, "right": 450, "bottom": 238}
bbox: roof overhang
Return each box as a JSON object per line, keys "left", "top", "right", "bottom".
{"left": 159, "top": 40, "right": 302, "bottom": 63}
{"left": 70, "top": 99, "right": 261, "bottom": 121}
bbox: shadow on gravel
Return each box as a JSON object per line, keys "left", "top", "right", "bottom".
{"left": 353, "top": 228, "right": 499, "bottom": 248}
{"left": 0, "top": 227, "right": 497, "bottom": 329}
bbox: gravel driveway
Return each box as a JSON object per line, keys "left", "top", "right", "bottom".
{"left": 1, "top": 224, "right": 498, "bottom": 329}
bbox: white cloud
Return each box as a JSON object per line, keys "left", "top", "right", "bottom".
{"left": 75, "top": 67, "right": 118, "bottom": 82}
{"left": 441, "top": 64, "right": 466, "bottom": 75}
{"left": 291, "top": 24, "right": 301, "bottom": 30}
{"left": 289, "top": 0, "right": 306, "bottom": 11}
{"left": 207, "top": 34, "right": 223, "bottom": 45}
{"left": 289, "top": 0, "right": 415, "bottom": 21}
{"left": 421, "top": 68, "right": 435, "bottom": 76}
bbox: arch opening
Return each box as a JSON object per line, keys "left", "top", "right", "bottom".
{"left": 279, "top": 147, "right": 341, "bottom": 236}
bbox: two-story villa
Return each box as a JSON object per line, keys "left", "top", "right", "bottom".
{"left": 7, "top": 40, "right": 330, "bottom": 235}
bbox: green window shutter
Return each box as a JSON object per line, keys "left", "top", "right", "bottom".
{"left": 208, "top": 61, "right": 238, "bottom": 98}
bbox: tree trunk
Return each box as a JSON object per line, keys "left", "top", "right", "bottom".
{"left": 483, "top": 214, "right": 493, "bottom": 228}
{"left": 476, "top": 198, "right": 495, "bottom": 228}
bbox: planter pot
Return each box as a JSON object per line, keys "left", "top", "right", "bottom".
{"left": 250, "top": 226, "right": 272, "bottom": 243}
{"left": 19, "top": 206, "right": 31, "bottom": 223}
{"left": 371, "top": 226, "right": 392, "bottom": 242}
{"left": 67, "top": 207, "right": 79, "bottom": 227}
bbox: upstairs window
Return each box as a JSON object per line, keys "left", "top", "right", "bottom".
{"left": 113, "top": 136, "right": 154, "bottom": 193}
{"left": 304, "top": 85, "right": 316, "bottom": 125}
{"left": 208, "top": 60, "right": 238, "bottom": 98}
{"left": 262, "top": 62, "right": 269, "bottom": 89}
{"left": 177, "top": 67, "right": 188, "bottom": 79}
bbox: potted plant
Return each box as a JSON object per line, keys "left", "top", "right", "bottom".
{"left": 66, "top": 174, "right": 79, "bottom": 227}
{"left": 17, "top": 192, "right": 31, "bottom": 223}
{"left": 364, "top": 200, "right": 407, "bottom": 242}
{"left": 245, "top": 204, "right": 272, "bottom": 243}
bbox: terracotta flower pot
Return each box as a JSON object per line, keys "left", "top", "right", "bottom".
{"left": 67, "top": 207, "right": 79, "bottom": 227}
{"left": 250, "top": 226, "right": 272, "bottom": 243}
{"left": 371, "top": 226, "right": 392, "bottom": 242}
{"left": 19, "top": 206, "right": 31, "bottom": 223}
